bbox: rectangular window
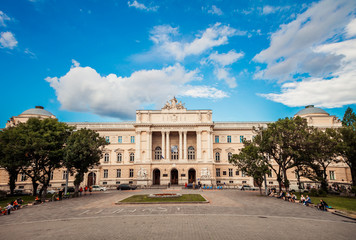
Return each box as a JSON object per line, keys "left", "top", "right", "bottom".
{"left": 329, "top": 171, "right": 335, "bottom": 180}
{"left": 217, "top": 180, "right": 221, "bottom": 184}
{"left": 268, "top": 171, "right": 272, "bottom": 178}
{"left": 235, "top": 170, "right": 239, "bottom": 176}
{"left": 117, "top": 169, "right": 121, "bottom": 178}
{"left": 130, "top": 136, "right": 135, "bottom": 143}
{"left": 216, "top": 168, "right": 221, "bottom": 177}
{"left": 62, "top": 170, "right": 68, "bottom": 180}
{"left": 229, "top": 168, "right": 233, "bottom": 177}
{"left": 223, "top": 171, "right": 227, "bottom": 176}
{"left": 242, "top": 181, "right": 247, "bottom": 184}
{"left": 269, "top": 181, "right": 274, "bottom": 185}
{"left": 229, "top": 181, "right": 233, "bottom": 184}
{"left": 118, "top": 136, "right": 122, "bottom": 143}
{"left": 227, "top": 135, "right": 231, "bottom": 143}
{"left": 103, "top": 182, "right": 107, "bottom": 185}
{"left": 215, "top": 136, "right": 219, "bottom": 143}
{"left": 105, "top": 136, "right": 110, "bottom": 143}
{"left": 20, "top": 173, "right": 27, "bottom": 182}
{"left": 242, "top": 171, "right": 246, "bottom": 177}
{"left": 240, "top": 136, "right": 244, "bottom": 143}
{"left": 50, "top": 171, "right": 53, "bottom": 180}
{"left": 116, "top": 181, "right": 120, "bottom": 185}
{"left": 103, "top": 169, "right": 108, "bottom": 178}
{"left": 129, "top": 169, "right": 134, "bottom": 178}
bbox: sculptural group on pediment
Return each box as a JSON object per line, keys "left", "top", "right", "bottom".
{"left": 162, "top": 97, "right": 186, "bottom": 110}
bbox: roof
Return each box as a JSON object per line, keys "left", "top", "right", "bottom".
{"left": 20, "top": 106, "right": 54, "bottom": 117}
{"left": 295, "top": 105, "right": 329, "bottom": 116}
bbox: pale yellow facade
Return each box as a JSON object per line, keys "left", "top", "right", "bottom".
{"left": 0, "top": 100, "right": 352, "bottom": 192}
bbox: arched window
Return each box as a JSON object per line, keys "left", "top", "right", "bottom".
{"left": 188, "top": 146, "right": 195, "bottom": 160}
{"left": 228, "top": 152, "right": 232, "bottom": 161}
{"left": 130, "top": 153, "right": 134, "bottom": 162}
{"left": 117, "top": 153, "right": 122, "bottom": 162}
{"left": 155, "top": 146, "right": 162, "bottom": 160}
{"left": 104, "top": 153, "right": 109, "bottom": 163}
{"left": 215, "top": 152, "right": 220, "bottom": 162}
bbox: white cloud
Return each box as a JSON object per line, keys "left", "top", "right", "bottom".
{"left": 206, "top": 50, "right": 244, "bottom": 66}
{"left": 0, "top": 11, "right": 11, "bottom": 27}
{"left": 262, "top": 6, "right": 279, "bottom": 15}
{"left": 128, "top": 1, "right": 158, "bottom": 12}
{"left": 46, "top": 63, "right": 227, "bottom": 119}
{"left": 24, "top": 48, "right": 36, "bottom": 58}
{"left": 207, "top": 5, "right": 223, "bottom": 16}
{"left": 149, "top": 23, "right": 239, "bottom": 61}
{"left": 254, "top": 0, "right": 355, "bottom": 81}
{"left": 0, "top": 32, "right": 18, "bottom": 49}
{"left": 256, "top": 0, "right": 356, "bottom": 108}
{"left": 214, "top": 67, "right": 237, "bottom": 88}
{"left": 71, "top": 59, "right": 80, "bottom": 68}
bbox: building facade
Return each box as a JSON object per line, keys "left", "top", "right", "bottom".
{"left": 0, "top": 99, "right": 352, "bottom": 192}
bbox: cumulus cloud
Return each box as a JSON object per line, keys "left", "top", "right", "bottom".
{"left": 128, "top": 1, "right": 158, "bottom": 12}
{"left": 255, "top": 0, "right": 356, "bottom": 108}
{"left": 0, "top": 11, "right": 11, "bottom": 27}
{"left": 205, "top": 50, "right": 244, "bottom": 66}
{"left": 207, "top": 5, "right": 223, "bottom": 16}
{"left": 46, "top": 63, "right": 228, "bottom": 119}
{"left": 148, "top": 23, "right": 240, "bottom": 61}
{"left": 0, "top": 31, "right": 18, "bottom": 49}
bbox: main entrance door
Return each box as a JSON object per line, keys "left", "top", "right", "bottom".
{"left": 188, "top": 169, "right": 196, "bottom": 183}
{"left": 171, "top": 169, "right": 178, "bottom": 185}
{"left": 87, "top": 172, "right": 96, "bottom": 186}
{"left": 153, "top": 169, "right": 160, "bottom": 185}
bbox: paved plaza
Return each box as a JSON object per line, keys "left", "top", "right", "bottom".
{"left": 1, "top": 189, "right": 355, "bottom": 240}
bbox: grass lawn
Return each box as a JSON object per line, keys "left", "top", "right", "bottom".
{"left": 295, "top": 193, "right": 356, "bottom": 213}
{"left": 119, "top": 194, "right": 206, "bottom": 203}
{"left": 0, "top": 195, "right": 37, "bottom": 208}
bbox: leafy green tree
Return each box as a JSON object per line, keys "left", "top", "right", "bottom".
{"left": 229, "top": 140, "right": 269, "bottom": 195}
{"left": 64, "top": 128, "right": 108, "bottom": 195}
{"left": 18, "top": 118, "right": 73, "bottom": 199}
{"left": 0, "top": 127, "right": 26, "bottom": 195}
{"left": 340, "top": 107, "right": 356, "bottom": 186}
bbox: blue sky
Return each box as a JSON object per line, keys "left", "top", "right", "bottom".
{"left": 1, "top": 0, "right": 356, "bottom": 126}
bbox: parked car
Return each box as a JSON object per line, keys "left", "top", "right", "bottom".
{"left": 239, "top": 185, "right": 258, "bottom": 191}
{"left": 91, "top": 185, "right": 107, "bottom": 191}
{"left": 117, "top": 184, "right": 137, "bottom": 190}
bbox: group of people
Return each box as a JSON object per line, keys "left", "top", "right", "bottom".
{"left": 0, "top": 198, "right": 23, "bottom": 216}
{"left": 269, "top": 190, "right": 329, "bottom": 211}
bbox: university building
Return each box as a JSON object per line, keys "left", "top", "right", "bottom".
{"left": 0, "top": 98, "right": 352, "bottom": 191}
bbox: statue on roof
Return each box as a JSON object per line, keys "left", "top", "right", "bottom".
{"left": 162, "top": 97, "right": 186, "bottom": 110}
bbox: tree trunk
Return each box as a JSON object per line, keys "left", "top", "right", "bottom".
{"left": 8, "top": 171, "right": 18, "bottom": 195}
{"left": 32, "top": 179, "right": 38, "bottom": 196}
{"left": 283, "top": 168, "right": 289, "bottom": 192}
{"left": 277, "top": 174, "right": 282, "bottom": 193}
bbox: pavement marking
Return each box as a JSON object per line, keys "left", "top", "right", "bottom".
{"left": 78, "top": 210, "right": 90, "bottom": 215}
{"left": 95, "top": 209, "right": 103, "bottom": 214}
{"left": 112, "top": 209, "right": 124, "bottom": 214}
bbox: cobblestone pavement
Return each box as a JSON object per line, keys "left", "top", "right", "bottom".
{"left": 1, "top": 189, "right": 355, "bottom": 240}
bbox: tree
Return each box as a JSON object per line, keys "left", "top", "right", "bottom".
{"left": 229, "top": 140, "right": 269, "bottom": 195}
{"left": 340, "top": 107, "right": 356, "bottom": 186}
{"left": 64, "top": 128, "right": 108, "bottom": 195}
{"left": 0, "top": 127, "right": 26, "bottom": 195}
{"left": 18, "top": 118, "right": 73, "bottom": 199}
{"left": 255, "top": 117, "right": 309, "bottom": 192}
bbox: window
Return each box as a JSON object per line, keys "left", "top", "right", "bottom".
{"left": 216, "top": 168, "right": 221, "bottom": 177}
{"left": 223, "top": 171, "right": 227, "bottom": 176}
{"left": 229, "top": 181, "right": 233, "bottom": 184}
{"left": 118, "top": 136, "right": 122, "bottom": 143}
{"left": 215, "top": 136, "right": 219, "bottom": 143}
{"left": 269, "top": 181, "right": 274, "bottom": 185}
{"left": 117, "top": 153, "right": 122, "bottom": 162}
{"left": 215, "top": 152, "right": 220, "bottom": 162}
{"left": 268, "top": 171, "right": 272, "bottom": 178}
{"left": 130, "top": 136, "right": 135, "bottom": 143}
{"left": 116, "top": 181, "right": 121, "bottom": 184}
{"left": 242, "top": 181, "right": 247, "bottom": 184}
{"left": 117, "top": 169, "right": 121, "bottom": 178}
{"left": 130, "top": 153, "right": 135, "bottom": 162}
{"left": 103, "top": 169, "right": 108, "bottom": 178}
{"left": 50, "top": 171, "right": 53, "bottom": 180}
{"left": 105, "top": 136, "right": 110, "bottom": 143}
{"left": 129, "top": 181, "right": 133, "bottom": 184}
{"left": 129, "top": 169, "right": 134, "bottom": 178}
{"left": 62, "top": 170, "right": 68, "bottom": 180}
{"left": 20, "top": 173, "right": 27, "bottom": 182}
{"left": 235, "top": 170, "right": 239, "bottom": 176}
{"left": 104, "top": 153, "right": 109, "bottom": 163}
{"left": 240, "top": 136, "right": 244, "bottom": 143}
{"left": 227, "top": 135, "right": 231, "bottom": 143}
{"left": 242, "top": 171, "right": 246, "bottom": 177}
{"left": 155, "top": 146, "right": 162, "bottom": 160}
{"left": 217, "top": 180, "right": 221, "bottom": 184}
{"left": 229, "top": 169, "right": 233, "bottom": 177}
{"left": 103, "top": 182, "right": 107, "bottom": 185}
{"left": 188, "top": 146, "right": 195, "bottom": 160}
{"left": 329, "top": 171, "right": 335, "bottom": 180}
{"left": 228, "top": 152, "right": 233, "bottom": 161}
{"left": 171, "top": 146, "right": 178, "bottom": 160}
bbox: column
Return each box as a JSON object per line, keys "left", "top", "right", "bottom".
{"left": 179, "top": 131, "right": 183, "bottom": 160}
{"left": 136, "top": 131, "right": 141, "bottom": 162}
{"left": 146, "top": 131, "right": 151, "bottom": 161}
{"left": 197, "top": 130, "right": 202, "bottom": 160}
{"left": 207, "top": 130, "right": 211, "bottom": 160}
{"left": 161, "top": 131, "right": 166, "bottom": 159}
{"left": 183, "top": 131, "right": 187, "bottom": 160}
{"left": 166, "top": 131, "right": 170, "bottom": 161}
{"left": 148, "top": 131, "right": 152, "bottom": 161}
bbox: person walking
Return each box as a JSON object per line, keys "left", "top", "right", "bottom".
{"left": 79, "top": 187, "right": 83, "bottom": 196}
{"left": 89, "top": 186, "right": 92, "bottom": 195}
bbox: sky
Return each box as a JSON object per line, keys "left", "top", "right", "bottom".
{"left": 1, "top": 0, "right": 356, "bottom": 127}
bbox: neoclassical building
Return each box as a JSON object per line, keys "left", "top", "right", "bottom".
{"left": 0, "top": 99, "right": 352, "bottom": 191}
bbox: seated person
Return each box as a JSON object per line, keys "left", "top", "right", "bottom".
{"left": 285, "top": 192, "right": 291, "bottom": 201}
{"left": 35, "top": 196, "right": 41, "bottom": 204}
{"left": 317, "top": 199, "right": 329, "bottom": 211}
{"left": 12, "top": 200, "right": 19, "bottom": 210}
{"left": 290, "top": 193, "right": 297, "bottom": 202}
{"left": 300, "top": 194, "right": 306, "bottom": 203}
{"left": 277, "top": 191, "right": 285, "bottom": 199}
{"left": 304, "top": 195, "right": 312, "bottom": 206}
